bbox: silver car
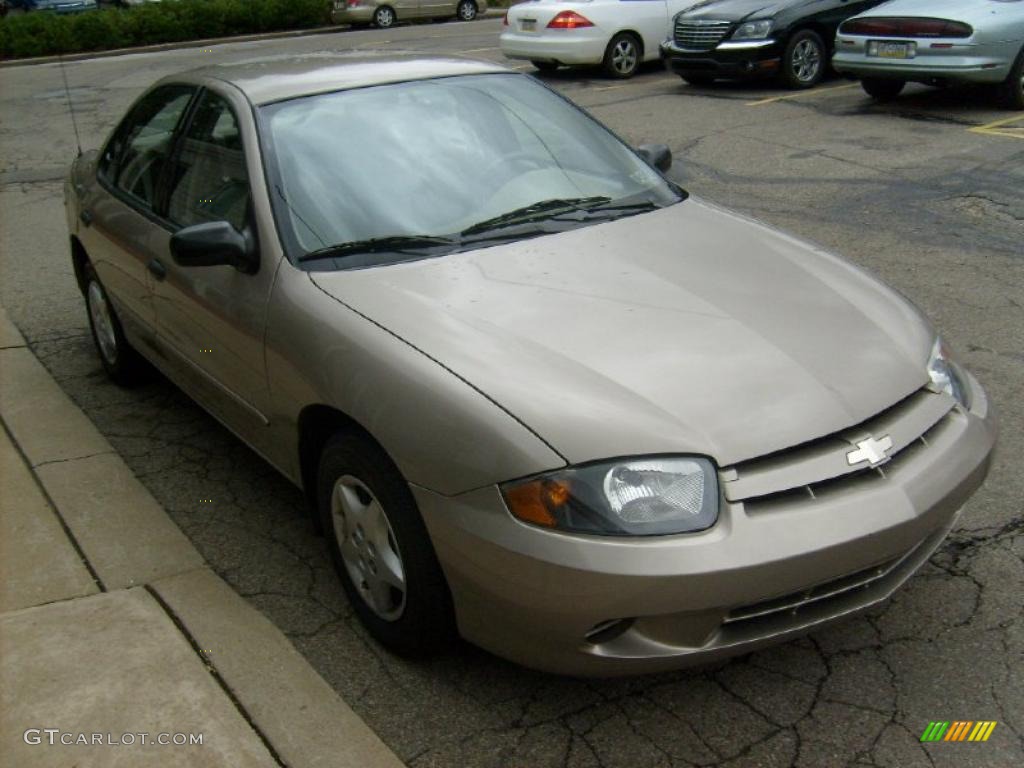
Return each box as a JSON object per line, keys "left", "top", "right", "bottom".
{"left": 330, "top": 0, "right": 485, "bottom": 29}
{"left": 833, "top": 0, "right": 1024, "bottom": 108}
{"left": 65, "top": 55, "right": 995, "bottom": 676}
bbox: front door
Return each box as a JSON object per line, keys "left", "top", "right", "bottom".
{"left": 152, "top": 88, "right": 278, "bottom": 452}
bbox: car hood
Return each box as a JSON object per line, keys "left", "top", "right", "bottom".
{"left": 310, "top": 199, "right": 933, "bottom": 468}
{"left": 678, "top": 0, "right": 792, "bottom": 22}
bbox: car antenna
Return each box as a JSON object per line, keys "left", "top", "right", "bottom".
{"left": 58, "top": 54, "right": 83, "bottom": 157}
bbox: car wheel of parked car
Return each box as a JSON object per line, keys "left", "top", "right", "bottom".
{"left": 603, "top": 32, "right": 641, "bottom": 79}
{"left": 318, "top": 431, "right": 454, "bottom": 655}
{"left": 373, "top": 6, "right": 396, "bottom": 29}
{"left": 83, "top": 262, "right": 147, "bottom": 386}
{"left": 531, "top": 60, "right": 560, "bottom": 73}
{"left": 781, "top": 29, "right": 825, "bottom": 89}
{"left": 861, "top": 77, "right": 905, "bottom": 103}
{"left": 680, "top": 73, "right": 715, "bottom": 87}
{"left": 456, "top": 0, "right": 477, "bottom": 22}
{"left": 999, "top": 46, "right": 1024, "bottom": 110}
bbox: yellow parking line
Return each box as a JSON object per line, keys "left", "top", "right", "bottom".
{"left": 747, "top": 82, "right": 859, "bottom": 106}
{"left": 968, "top": 113, "right": 1024, "bottom": 140}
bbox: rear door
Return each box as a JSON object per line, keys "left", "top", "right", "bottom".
{"left": 152, "top": 86, "right": 279, "bottom": 452}
{"left": 83, "top": 85, "right": 196, "bottom": 354}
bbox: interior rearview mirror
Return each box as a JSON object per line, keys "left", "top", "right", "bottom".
{"left": 637, "top": 143, "right": 672, "bottom": 173}
{"left": 170, "top": 221, "right": 257, "bottom": 273}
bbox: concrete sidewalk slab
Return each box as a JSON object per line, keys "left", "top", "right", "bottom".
{"left": 0, "top": 588, "right": 279, "bottom": 768}
{"left": 153, "top": 568, "right": 404, "bottom": 768}
{"left": 36, "top": 452, "right": 205, "bottom": 590}
{"left": 0, "top": 426, "right": 97, "bottom": 612}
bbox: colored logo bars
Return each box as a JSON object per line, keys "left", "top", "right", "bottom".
{"left": 920, "top": 721, "right": 997, "bottom": 742}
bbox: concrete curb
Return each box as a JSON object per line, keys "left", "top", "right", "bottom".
{"left": 0, "top": 303, "right": 403, "bottom": 768}
{"left": 0, "top": 12, "right": 506, "bottom": 68}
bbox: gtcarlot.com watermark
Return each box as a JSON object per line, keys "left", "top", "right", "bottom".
{"left": 24, "top": 728, "right": 203, "bottom": 747}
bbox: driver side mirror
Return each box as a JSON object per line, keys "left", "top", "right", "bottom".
{"left": 637, "top": 144, "right": 672, "bottom": 173}
{"left": 170, "top": 221, "right": 257, "bottom": 274}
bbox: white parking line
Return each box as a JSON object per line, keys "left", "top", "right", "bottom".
{"left": 747, "top": 82, "right": 859, "bottom": 106}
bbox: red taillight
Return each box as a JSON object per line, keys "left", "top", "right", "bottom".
{"left": 840, "top": 17, "right": 972, "bottom": 39}
{"left": 547, "top": 11, "right": 594, "bottom": 29}
{"left": 347, "top": 0, "right": 359, "bottom": 6}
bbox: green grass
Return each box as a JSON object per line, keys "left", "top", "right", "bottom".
{"left": 0, "top": 0, "right": 332, "bottom": 59}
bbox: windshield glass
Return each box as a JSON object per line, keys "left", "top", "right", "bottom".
{"left": 260, "top": 73, "right": 683, "bottom": 267}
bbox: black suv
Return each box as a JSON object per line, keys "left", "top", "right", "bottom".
{"left": 660, "top": 0, "right": 888, "bottom": 89}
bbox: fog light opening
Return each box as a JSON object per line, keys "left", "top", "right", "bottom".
{"left": 584, "top": 618, "right": 635, "bottom": 645}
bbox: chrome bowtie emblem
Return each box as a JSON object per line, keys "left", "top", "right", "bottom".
{"left": 847, "top": 435, "right": 894, "bottom": 467}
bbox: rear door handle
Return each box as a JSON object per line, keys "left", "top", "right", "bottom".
{"left": 79, "top": 209, "right": 93, "bottom": 227}
{"left": 147, "top": 258, "right": 167, "bottom": 281}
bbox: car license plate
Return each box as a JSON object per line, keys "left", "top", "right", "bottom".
{"left": 521, "top": 19, "right": 537, "bottom": 32}
{"left": 867, "top": 41, "right": 916, "bottom": 59}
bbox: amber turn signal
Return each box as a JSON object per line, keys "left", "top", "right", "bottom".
{"left": 503, "top": 479, "right": 572, "bottom": 527}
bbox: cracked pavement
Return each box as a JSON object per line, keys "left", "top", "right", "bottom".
{"left": 1, "top": 19, "right": 1021, "bottom": 768}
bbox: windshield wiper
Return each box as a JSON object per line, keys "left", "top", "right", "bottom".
{"left": 298, "top": 235, "right": 457, "bottom": 263}
{"left": 460, "top": 196, "right": 611, "bottom": 236}
{"left": 559, "top": 199, "right": 664, "bottom": 221}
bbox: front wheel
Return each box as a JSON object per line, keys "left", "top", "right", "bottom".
{"left": 781, "top": 29, "right": 825, "bottom": 89}
{"left": 861, "top": 77, "right": 905, "bottom": 102}
{"left": 318, "top": 431, "right": 454, "bottom": 655}
{"left": 603, "top": 32, "right": 641, "bottom": 79}
{"left": 998, "top": 46, "right": 1024, "bottom": 110}
{"left": 455, "top": 0, "right": 477, "bottom": 22}
{"left": 83, "top": 262, "right": 147, "bottom": 386}
{"left": 373, "top": 5, "right": 395, "bottom": 29}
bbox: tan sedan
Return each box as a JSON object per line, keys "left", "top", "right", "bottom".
{"left": 64, "top": 55, "right": 995, "bottom": 676}
{"left": 330, "top": 0, "right": 486, "bottom": 28}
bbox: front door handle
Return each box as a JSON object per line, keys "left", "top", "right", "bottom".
{"left": 147, "top": 258, "right": 167, "bottom": 281}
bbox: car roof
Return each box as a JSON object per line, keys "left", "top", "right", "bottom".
{"left": 170, "top": 52, "right": 513, "bottom": 105}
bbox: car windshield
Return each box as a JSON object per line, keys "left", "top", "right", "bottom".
{"left": 259, "top": 73, "right": 684, "bottom": 268}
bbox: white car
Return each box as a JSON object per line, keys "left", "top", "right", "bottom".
{"left": 501, "top": 0, "right": 692, "bottom": 78}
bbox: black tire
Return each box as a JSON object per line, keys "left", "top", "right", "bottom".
{"left": 603, "top": 32, "right": 642, "bottom": 79}
{"left": 861, "top": 77, "right": 905, "bottom": 102}
{"left": 998, "top": 45, "right": 1024, "bottom": 110}
{"left": 317, "top": 431, "right": 454, "bottom": 656}
{"left": 780, "top": 29, "right": 825, "bottom": 89}
{"left": 680, "top": 73, "right": 715, "bottom": 86}
{"left": 373, "top": 5, "right": 396, "bottom": 29}
{"left": 83, "top": 262, "right": 148, "bottom": 387}
{"left": 455, "top": 0, "right": 477, "bottom": 22}
{"left": 531, "top": 60, "right": 560, "bottom": 73}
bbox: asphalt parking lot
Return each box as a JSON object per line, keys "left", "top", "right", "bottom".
{"left": 1, "top": 16, "right": 1022, "bottom": 768}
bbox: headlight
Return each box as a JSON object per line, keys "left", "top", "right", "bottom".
{"left": 501, "top": 457, "right": 718, "bottom": 536}
{"left": 732, "top": 20, "right": 772, "bottom": 40}
{"left": 927, "top": 337, "right": 970, "bottom": 408}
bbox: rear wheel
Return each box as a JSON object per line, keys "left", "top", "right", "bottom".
{"left": 603, "top": 32, "right": 641, "bottom": 79}
{"left": 998, "top": 46, "right": 1024, "bottom": 110}
{"left": 373, "top": 5, "right": 395, "bottom": 28}
{"left": 456, "top": 0, "right": 477, "bottom": 22}
{"left": 861, "top": 77, "right": 905, "bottom": 102}
{"left": 781, "top": 29, "right": 825, "bottom": 89}
{"left": 83, "top": 262, "right": 147, "bottom": 386}
{"left": 680, "top": 73, "right": 715, "bottom": 86}
{"left": 318, "top": 431, "right": 454, "bottom": 655}
{"left": 531, "top": 60, "right": 560, "bottom": 72}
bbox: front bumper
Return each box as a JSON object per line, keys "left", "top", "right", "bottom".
{"left": 660, "top": 38, "right": 783, "bottom": 80}
{"left": 499, "top": 30, "right": 609, "bottom": 66}
{"left": 833, "top": 41, "right": 1016, "bottom": 85}
{"left": 415, "top": 378, "right": 996, "bottom": 676}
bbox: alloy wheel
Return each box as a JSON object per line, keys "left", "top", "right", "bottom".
{"left": 87, "top": 280, "right": 118, "bottom": 365}
{"left": 375, "top": 7, "right": 394, "bottom": 28}
{"left": 610, "top": 38, "right": 638, "bottom": 77}
{"left": 791, "top": 38, "right": 822, "bottom": 84}
{"left": 457, "top": 0, "right": 476, "bottom": 21}
{"left": 331, "top": 475, "right": 407, "bottom": 621}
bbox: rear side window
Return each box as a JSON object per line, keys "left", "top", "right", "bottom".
{"left": 166, "top": 92, "right": 251, "bottom": 232}
{"left": 99, "top": 85, "right": 194, "bottom": 211}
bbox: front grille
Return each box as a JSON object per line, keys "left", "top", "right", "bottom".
{"left": 725, "top": 388, "right": 957, "bottom": 514}
{"left": 674, "top": 19, "right": 732, "bottom": 51}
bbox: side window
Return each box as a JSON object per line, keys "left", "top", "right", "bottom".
{"left": 166, "top": 92, "right": 251, "bottom": 232}
{"left": 99, "top": 86, "right": 194, "bottom": 210}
